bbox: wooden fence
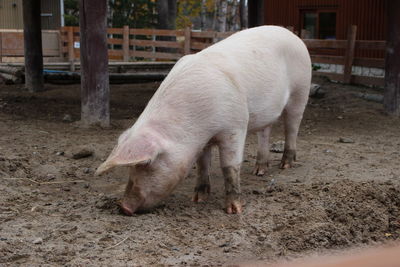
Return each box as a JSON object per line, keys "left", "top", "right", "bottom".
{"left": 1, "top": 26, "right": 386, "bottom": 87}
{"left": 59, "top": 25, "right": 386, "bottom": 87}
{"left": 59, "top": 26, "right": 234, "bottom": 62}
{"left": 0, "top": 30, "right": 61, "bottom": 63}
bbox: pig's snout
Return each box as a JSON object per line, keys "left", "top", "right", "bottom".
{"left": 120, "top": 200, "right": 135, "bottom": 216}
{"left": 120, "top": 197, "right": 144, "bottom": 216}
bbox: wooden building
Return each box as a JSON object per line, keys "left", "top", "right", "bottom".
{"left": 0, "top": 0, "right": 64, "bottom": 30}
{"left": 260, "top": 0, "right": 387, "bottom": 42}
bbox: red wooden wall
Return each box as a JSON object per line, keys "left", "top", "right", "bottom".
{"left": 264, "top": 0, "right": 387, "bottom": 58}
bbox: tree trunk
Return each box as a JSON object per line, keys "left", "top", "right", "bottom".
{"left": 217, "top": 0, "right": 228, "bottom": 32}
{"left": 157, "top": 0, "right": 169, "bottom": 30}
{"left": 201, "top": 0, "right": 207, "bottom": 30}
{"left": 157, "top": 0, "right": 176, "bottom": 52}
{"left": 248, "top": 0, "right": 264, "bottom": 28}
{"left": 229, "top": 0, "right": 239, "bottom": 31}
{"left": 22, "top": 0, "right": 44, "bottom": 92}
{"left": 167, "top": 0, "right": 177, "bottom": 30}
{"left": 239, "top": 0, "right": 248, "bottom": 29}
{"left": 384, "top": 0, "right": 400, "bottom": 116}
{"left": 79, "top": 0, "right": 110, "bottom": 127}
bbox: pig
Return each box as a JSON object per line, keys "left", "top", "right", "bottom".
{"left": 96, "top": 26, "right": 311, "bottom": 215}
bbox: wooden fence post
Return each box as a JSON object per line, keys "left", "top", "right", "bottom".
{"left": 123, "top": 25, "right": 129, "bottom": 62}
{"left": 0, "top": 32, "right": 2, "bottom": 63}
{"left": 343, "top": 25, "right": 357, "bottom": 84}
{"left": 384, "top": 0, "right": 400, "bottom": 115}
{"left": 67, "top": 26, "right": 75, "bottom": 71}
{"left": 22, "top": 0, "right": 44, "bottom": 92}
{"left": 79, "top": 0, "right": 110, "bottom": 127}
{"left": 184, "top": 27, "right": 191, "bottom": 55}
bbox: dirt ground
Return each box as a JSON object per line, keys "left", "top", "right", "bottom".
{"left": 0, "top": 78, "right": 399, "bottom": 266}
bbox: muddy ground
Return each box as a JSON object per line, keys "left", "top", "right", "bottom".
{"left": 0, "top": 78, "right": 399, "bottom": 266}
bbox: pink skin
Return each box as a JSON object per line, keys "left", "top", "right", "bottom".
{"left": 119, "top": 160, "right": 188, "bottom": 215}
{"left": 96, "top": 26, "right": 311, "bottom": 214}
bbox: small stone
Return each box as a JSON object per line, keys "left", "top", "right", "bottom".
{"left": 309, "top": 83, "right": 325, "bottom": 98}
{"left": 270, "top": 141, "right": 285, "bottom": 153}
{"left": 33, "top": 238, "right": 43, "bottom": 244}
{"left": 72, "top": 148, "right": 93, "bottom": 159}
{"left": 258, "top": 236, "right": 266, "bottom": 242}
{"left": 84, "top": 183, "right": 90, "bottom": 189}
{"left": 324, "top": 149, "right": 333, "bottom": 153}
{"left": 252, "top": 190, "right": 262, "bottom": 195}
{"left": 63, "top": 114, "right": 73, "bottom": 122}
{"left": 83, "top": 168, "right": 91, "bottom": 174}
{"left": 339, "top": 137, "right": 355, "bottom": 144}
{"left": 31, "top": 206, "right": 43, "bottom": 212}
{"left": 337, "top": 116, "right": 344, "bottom": 120}
{"left": 219, "top": 242, "right": 229, "bottom": 248}
{"left": 56, "top": 151, "right": 64, "bottom": 156}
{"left": 46, "top": 174, "right": 56, "bottom": 181}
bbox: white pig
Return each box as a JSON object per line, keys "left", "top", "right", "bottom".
{"left": 96, "top": 26, "right": 311, "bottom": 215}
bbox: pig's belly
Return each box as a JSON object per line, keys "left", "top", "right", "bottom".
{"left": 246, "top": 92, "right": 288, "bottom": 132}
{"left": 247, "top": 110, "right": 282, "bottom": 132}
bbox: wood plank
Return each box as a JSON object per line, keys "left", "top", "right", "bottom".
{"left": 107, "top": 28, "right": 123, "bottom": 34}
{"left": 129, "top": 39, "right": 183, "bottom": 49}
{"left": 352, "top": 75, "right": 384, "bottom": 86}
{"left": 130, "top": 50, "right": 182, "bottom": 60}
{"left": 184, "top": 27, "right": 191, "bottom": 55}
{"left": 108, "top": 50, "right": 123, "bottom": 56}
{"left": 311, "top": 55, "right": 345, "bottom": 65}
{"left": 356, "top": 41, "right": 386, "bottom": 50}
{"left": 123, "top": 25, "right": 129, "bottom": 61}
{"left": 353, "top": 58, "right": 385, "bottom": 68}
{"left": 191, "top": 31, "right": 216, "bottom": 38}
{"left": 67, "top": 27, "right": 75, "bottom": 61}
{"left": 303, "top": 39, "right": 347, "bottom": 49}
{"left": 108, "top": 38, "right": 123, "bottom": 45}
{"left": 190, "top": 41, "right": 210, "bottom": 50}
{"left": 215, "top": 32, "right": 235, "bottom": 38}
{"left": 313, "top": 71, "right": 344, "bottom": 82}
{"left": 129, "top": 28, "right": 184, "bottom": 36}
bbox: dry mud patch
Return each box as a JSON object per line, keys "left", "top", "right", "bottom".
{"left": 0, "top": 80, "right": 399, "bottom": 265}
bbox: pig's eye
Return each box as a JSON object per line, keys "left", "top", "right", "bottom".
{"left": 135, "top": 164, "right": 153, "bottom": 173}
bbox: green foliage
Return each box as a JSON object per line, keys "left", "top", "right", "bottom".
{"left": 64, "top": 0, "right": 79, "bottom": 26}
{"left": 109, "top": 0, "right": 156, "bottom": 28}
{"left": 312, "top": 64, "right": 321, "bottom": 71}
{"left": 176, "top": 0, "right": 215, "bottom": 29}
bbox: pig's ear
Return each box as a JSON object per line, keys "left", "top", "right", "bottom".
{"left": 95, "top": 138, "right": 160, "bottom": 176}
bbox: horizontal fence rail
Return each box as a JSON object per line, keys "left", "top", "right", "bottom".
{"left": 1, "top": 25, "right": 386, "bottom": 87}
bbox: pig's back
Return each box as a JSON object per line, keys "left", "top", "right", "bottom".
{"left": 138, "top": 26, "right": 311, "bottom": 141}
{"left": 196, "top": 26, "right": 311, "bottom": 131}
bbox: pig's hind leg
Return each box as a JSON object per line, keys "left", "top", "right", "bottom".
{"left": 280, "top": 92, "right": 308, "bottom": 169}
{"left": 218, "top": 130, "right": 247, "bottom": 214}
{"left": 192, "top": 145, "right": 212, "bottom": 202}
{"left": 252, "top": 126, "right": 272, "bottom": 176}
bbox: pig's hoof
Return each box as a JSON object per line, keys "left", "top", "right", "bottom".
{"left": 280, "top": 149, "right": 296, "bottom": 169}
{"left": 252, "top": 162, "right": 269, "bottom": 176}
{"left": 225, "top": 200, "right": 242, "bottom": 214}
{"left": 192, "top": 184, "right": 210, "bottom": 202}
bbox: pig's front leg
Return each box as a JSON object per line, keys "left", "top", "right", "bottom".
{"left": 253, "top": 126, "right": 272, "bottom": 176}
{"left": 192, "top": 145, "right": 212, "bottom": 202}
{"left": 219, "top": 130, "right": 246, "bottom": 214}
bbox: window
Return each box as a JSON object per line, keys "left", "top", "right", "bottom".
{"left": 301, "top": 10, "right": 337, "bottom": 39}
